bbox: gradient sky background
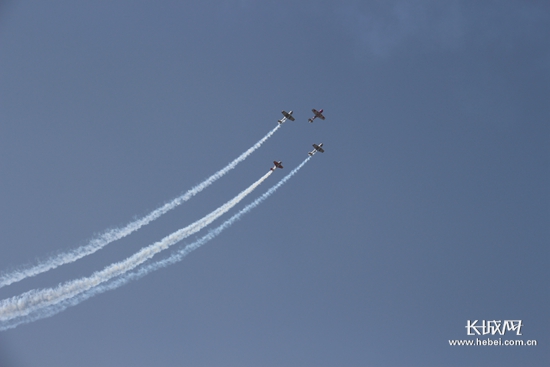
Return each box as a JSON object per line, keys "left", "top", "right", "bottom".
{"left": 1, "top": 1, "right": 548, "bottom": 366}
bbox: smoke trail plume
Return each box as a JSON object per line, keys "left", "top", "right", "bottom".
{"left": 0, "top": 125, "right": 280, "bottom": 289}
{"left": 0, "top": 170, "right": 274, "bottom": 324}
{"left": 0, "top": 157, "right": 310, "bottom": 331}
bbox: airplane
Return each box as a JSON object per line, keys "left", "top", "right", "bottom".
{"left": 308, "top": 143, "right": 324, "bottom": 156}
{"left": 308, "top": 108, "right": 325, "bottom": 123}
{"left": 270, "top": 161, "right": 284, "bottom": 171}
{"left": 278, "top": 110, "right": 295, "bottom": 124}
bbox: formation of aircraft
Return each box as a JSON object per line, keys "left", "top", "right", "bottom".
{"left": 278, "top": 110, "right": 295, "bottom": 124}
{"left": 308, "top": 143, "right": 324, "bottom": 156}
{"left": 275, "top": 108, "right": 326, "bottom": 124}
{"left": 271, "top": 108, "right": 327, "bottom": 164}
{"left": 270, "top": 161, "right": 284, "bottom": 171}
{"left": 308, "top": 109, "right": 325, "bottom": 123}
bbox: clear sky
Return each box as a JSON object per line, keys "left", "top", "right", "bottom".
{"left": 0, "top": 1, "right": 548, "bottom": 366}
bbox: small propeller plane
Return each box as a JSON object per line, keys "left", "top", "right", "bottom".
{"left": 270, "top": 161, "right": 284, "bottom": 171}
{"left": 308, "top": 143, "right": 324, "bottom": 156}
{"left": 278, "top": 110, "right": 295, "bottom": 124}
{"left": 308, "top": 108, "right": 325, "bottom": 123}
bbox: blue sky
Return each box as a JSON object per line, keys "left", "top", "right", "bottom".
{"left": 0, "top": 1, "right": 548, "bottom": 366}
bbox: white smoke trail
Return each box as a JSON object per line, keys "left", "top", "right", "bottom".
{"left": 0, "top": 170, "right": 274, "bottom": 324}
{"left": 0, "top": 125, "right": 280, "bottom": 289}
{"left": 0, "top": 157, "right": 310, "bottom": 331}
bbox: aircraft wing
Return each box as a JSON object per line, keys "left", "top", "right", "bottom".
{"left": 282, "top": 111, "right": 295, "bottom": 121}
{"left": 313, "top": 143, "right": 324, "bottom": 153}
{"left": 318, "top": 114, "right": 325, "bottom": 120}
